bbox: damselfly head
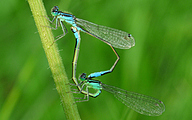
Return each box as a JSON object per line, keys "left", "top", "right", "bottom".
{"left": 51, "top": 6, "right": 59, "bottom": 16}
{"left": 79, "top": 73, "right": 87, "bottom": 81}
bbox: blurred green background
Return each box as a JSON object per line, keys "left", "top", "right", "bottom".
{"left": 1, "top": 0, "right": 192, "bottom": 119}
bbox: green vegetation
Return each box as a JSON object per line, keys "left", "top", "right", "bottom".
{"left": 0, "top": 0, "right": 192, "bottom": 120}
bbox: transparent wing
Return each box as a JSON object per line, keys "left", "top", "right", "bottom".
{"left": 76, "top": 18, "right": 135, "bottom": 49}
{"left": 101, "top": 83, "right": 165, "bottom": 116}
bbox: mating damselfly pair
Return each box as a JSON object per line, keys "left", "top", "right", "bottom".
{"left": 48, "top": 6, "right": 165, "bottom": 116}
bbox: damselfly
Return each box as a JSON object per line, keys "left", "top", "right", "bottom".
{"left": 49, "top": 6, "right": 135, "bottom": 85}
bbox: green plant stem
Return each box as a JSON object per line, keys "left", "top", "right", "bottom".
{"left": 28, "top": 0, "right": 81, "bottom": 119}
